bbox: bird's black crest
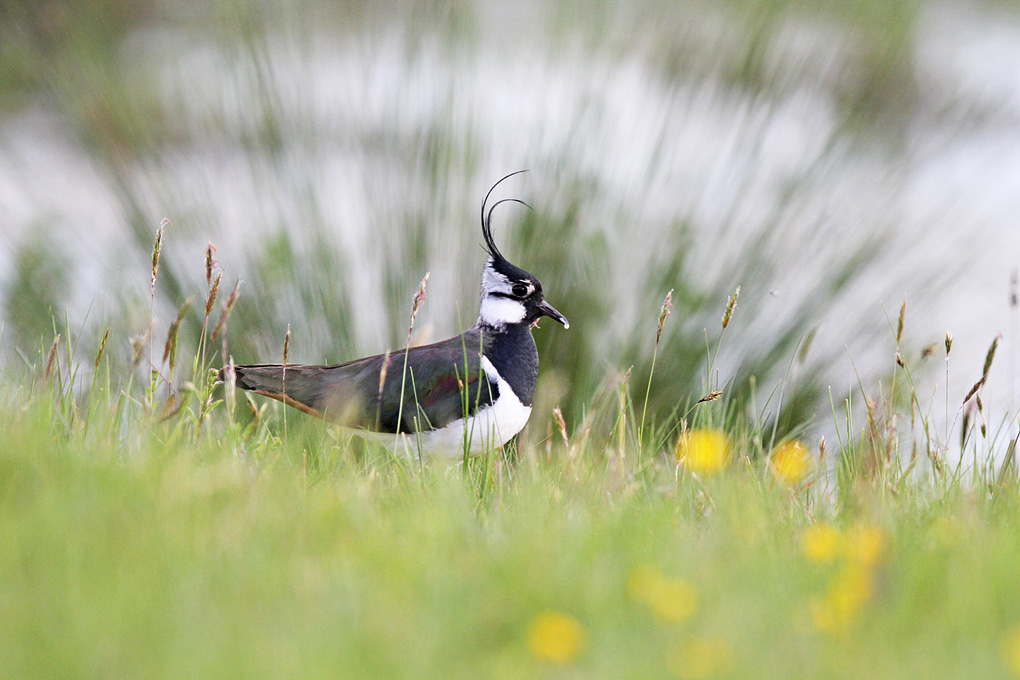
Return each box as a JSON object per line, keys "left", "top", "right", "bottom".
{"left": 480, "top": 170, "right": 531, "bottom": 264}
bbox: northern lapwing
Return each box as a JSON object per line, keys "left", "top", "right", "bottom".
{"left": 223, "top": 172, "right": 569, "bottom": 456}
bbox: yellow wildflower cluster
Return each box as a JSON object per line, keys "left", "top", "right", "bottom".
{"left": 666, "top": 635, "right": 733, "bottom": 679}
{"left": 527, "top": 611, "right": 584, "bottom": 664}
{"left": 627, "top": 564, "right": 699, "bottom": 623}
{"left": 803, "top": 522, "right": 888, "bottom": 635}
{"left": 677, "top": 429, "right": 730, "bottom": 475}
{"left": 770, "top": 439, "right": 812, "bottom": 485}
{"left": 809, "top": 563, "right": 874, "bottom": 634}
{"left": 626, "top": 566, "right": 733, "bottom": 677}
{"left": 802, "top": 523, "right": 841, "bottom": 564}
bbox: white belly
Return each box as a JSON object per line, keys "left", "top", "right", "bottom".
{"left": 353, "top": 356, "right": 532, "bottom": 459}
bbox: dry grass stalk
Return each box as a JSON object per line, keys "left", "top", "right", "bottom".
{"left": 377, "top": 351, "right": 391, "bottom": 403}
{"left": 963, "top": 376, "right": 985, "bottom": 405}
{"left": 94, "top": 328, "right": 111, "bottom": 371}
{"left": 408, "top": 272, "right": 430, "bottom": 341}
{"left": 205, "top": 242, "right": 217, "bottom": 288}
{"left": 376, "top": 351, "right": 391, "bottom": 428}
{"left": 205, "top": 272, "right": 222, "bottom": 318}
{"left": 162, "top": 299, "right": 193, "bottom": 373}
{"left": 281, "top": 325, "right": 291, "bottom": 422}
{"left": 656, "top": 289, "right": 673, "bottom": 344}
{"left": 896, "top": 295, "right": 906, "bottom": 345}
{"left": 997, "top": 434, "right": 1018, "bottom": 486}
{"left": 617, "top": 367, "right": 632, "bottom": 458}
{"left": 44, "top": 334, "right": 61, "bottom": 382}
{"left": 130, "top": 330, "right": 149, "bottom": 371}
{"left": 553, "top": 406, "right": 569, "bottom": 447}
{"left": 977, "top": 393, "right": 987, "bottom": 437}
{"left": 722, "top": 286, "right": 740, "bottom": 329}
{"left": 212, "top": 280, "right": 241, "bottom": 343}
{"left": 245, "top": 390, "right": 260, "bottom": 419}
{"left": 223, "top": 358, "right": 237, "bottom": 419}
{"left": 981, "top": 335, "right": 1000, "bottom": 378}
{"left": 283, "top": 325, "right": 291, "bottom": 366}
{"left": 151, "top": 219, "right": 169, "bottom": 297}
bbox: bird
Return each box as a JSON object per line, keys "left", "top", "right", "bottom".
{"left": 222, "top": 172, "right": 569, "bottom": 457}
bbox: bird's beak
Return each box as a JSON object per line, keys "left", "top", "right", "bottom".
{"left": 537, "top": 300, "right": 569, "bottom": 329}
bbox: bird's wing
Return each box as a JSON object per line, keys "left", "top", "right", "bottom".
{"left": 230, "top": 328, "right": 496, "bottom": 433}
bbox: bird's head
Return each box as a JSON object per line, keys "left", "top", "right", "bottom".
{"left": 476, "top": 172, "right": 569, "bottom": 331}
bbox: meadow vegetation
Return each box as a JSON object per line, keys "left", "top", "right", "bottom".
{"left": 3, "top": 228, "right": 1020, "bottom": 679}
{"left": 3, "top": 0, "right": 1020, "bottom": 677}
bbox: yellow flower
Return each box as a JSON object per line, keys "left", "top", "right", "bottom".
{"left": 666, "top": 636, "right": 733, "bottom": 679}
{"left": 770, "top": 440, "right": 811, "bottom": 485}
{"left": 677, "top": 429, "right": 730, "bottom": 474}
{"left": 653, "top": 578, "right": 699, "bottom": 623}
{"left": 809, "top": 564, "right": 873, "bottom": 635}
{"left": 802, "top": 523, "right": 840, "bottom": 564}
{"left": 627, "top": 564, "right": 665, "bottom": 603}
{"left": 1001, "top": 625, "right": 1020, "bottom": 677}
{"left": 627, "top": 565, "right": 699, "bottom": 623}
{"left": 845, "top": 523, "right": 886, "bottom": 567}
{"left": 527, "top": 611, "right": 584, "bottom": 664}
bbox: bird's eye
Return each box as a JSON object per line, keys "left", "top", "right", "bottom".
{"left": 511, "top": 283, "right": 529, "bottom": 298}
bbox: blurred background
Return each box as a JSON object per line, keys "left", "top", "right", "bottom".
{"left": 1, "top": 0, "right": 1018, "bottom": 454}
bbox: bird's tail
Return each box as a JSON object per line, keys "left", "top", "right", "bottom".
{"left": 220, "top": 364, "right": 325, "bottom": 418}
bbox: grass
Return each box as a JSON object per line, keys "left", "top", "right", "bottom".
{"left": 4, "top": 1, "right": 1020, "bottom": 677}
{"left": 4, "top": 384, "right": 1020, "bottom": 679}
{"left": 2, "top": 230, "right": 1020, "bottom": 679}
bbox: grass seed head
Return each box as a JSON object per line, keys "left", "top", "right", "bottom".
{"left": 212, "top": 280, "right": 242, "bottom": 342}
{"left": 205, "top": 272, "right": 222, "bottom": 318}
{"left": 982, "top": 335, "right": 1000, "bottom": 378}
{"left": 377, "top": 351, "right": 391, "bottom": 404}
{"left": 697, "top": 390, "right": 722, "bottom": 403}
{"left": 94, "top": 327, "right": 111, "bottom": 371}
{"left": 245, "top": 390, "right": 260, "bottom": 419}
{"left": 553, "top": 406, "right": 569, "bottom": 447}
{"left": 44, "top": 333, "right": 61, "bottom": 382}
{"left": 945, "top": 331, "right": 953, "bottom": 356}
{"left": 162, "top": 298, "right": 193, "bottom": 373}
{"left": 722, "top": 286, "right": 740, "bottom": 329}
{"left": 896, "top": 295, "right": 906, "bottom": 345}
{"left": 151, "top": 219, "right": 169, "bottom": 294}
{"left": 205, "top": 242, "right": 217, "bottom": 287}
{"left": 656, "top": 288, "right": 673, "bottom": 344}
{"left": 963, "top": 376, "right": 986, "bottom": 405}
{"left": 408, "top": 272, "right": 430, "bottom": 340}
{"left": 130, "top": 331, "right": 149, "bottom": 371}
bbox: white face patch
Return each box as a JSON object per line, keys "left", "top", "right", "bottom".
{"left": 478, "top": 259, "right": 531, "bottom": 328}
{"left": 479, "top": 296, "right": 527, "bottom": 327}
